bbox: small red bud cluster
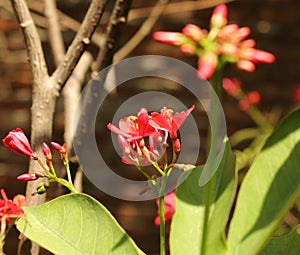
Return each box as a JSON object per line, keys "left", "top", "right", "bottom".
{"left": 153, "top": 4, "right": 275, "bottom": 80}
{"left": 2, "top": 129, "right": 70, "bottom": 195}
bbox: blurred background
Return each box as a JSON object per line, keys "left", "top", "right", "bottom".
{"left": 0, "top": 0, "right": 300, "bottom": 254}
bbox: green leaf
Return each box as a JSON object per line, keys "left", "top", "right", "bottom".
{"left": 259, "top": 226, "right": 300, "bottom": 255}
{"left": 17, "top": 193, "right": 144, "bottom": 255}
{"left": 170, "top": 137, "right": 236, "bottom": 255}
{"left": 227, "top": 108, "right": 300, "bottom": 255}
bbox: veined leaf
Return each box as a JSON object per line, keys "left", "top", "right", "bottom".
{"left": 17, "top": 193, "right": 144, "bottom": 255}
{"left": 170, "top": 137, "right": 236, "bottom": 255}
{"left": 259, "top": 225, "right": 300, "bottom": 255}
{"left": 227, "top": 108, "right": 300, "bottom": 255}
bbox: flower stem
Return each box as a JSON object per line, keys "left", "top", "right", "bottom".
{"left": 159, "top": 195, "right": 166, "bottom": 255}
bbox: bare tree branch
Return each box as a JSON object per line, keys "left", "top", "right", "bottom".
{"left": 128, "top": 0, "right": 235, "bottom": 21}
{"left": 114, "top": 0, "right": 168, "bottom": 62}
{"left": 44, "top": 0, "right": 65, "bottom": 66}
{"left": 93, "top": 0, "right": 133, "bottom": 72}
{"left": 51, "top": 0, "right": 108, "bottom": 93}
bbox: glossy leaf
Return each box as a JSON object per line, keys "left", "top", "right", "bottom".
{"left": 170, "top": 137, "right": 236, "bottom": 255}
{"left": 259, "top": 226, "right": 300, "bottom": 255}
{"left": 227, "top": 108, "right": 300, "bottom": 255}
{"left": 17, "top": 193, "right": 144, "bottom": 255}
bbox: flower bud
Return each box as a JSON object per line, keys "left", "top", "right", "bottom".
{"left": 36, "top": 182, "right": 50, "bottom": 195}
{"left": 223, "top": 78, "right": 242, "bottom": 96}
{"left": 210, "top": 4, "right": 228, "bottom": 28}
{"left": 42, "top": 142, "right": 52, "bottom": 160}
{"left": 173, "top": 139, "right": 181, "bottom": 153}
{"left": 237, "top": 60, "right": 256, "bottom": 72}
{"left": 2, "top": 128, "right": 36, "bottom": 159}
{"left": 152, "top": 31, "right": 185, "bottom": 46}
{"left": 197, "top": 51, "right": 218, "bottom": 79}
{"left": 180, "top": 44, "right": 197, "bottom": 55}
{"left": 182, "top": 24, "right": 205, "bottom": 42}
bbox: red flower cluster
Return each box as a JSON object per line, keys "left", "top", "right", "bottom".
{"left": 223, "top": 78, "right": 261, "bottom": 111}
{"left": 153, "top": 4, "right": 275, "bottom": 80}
{"left": 107, "top": 106, "right": 194, "bottom": 166}
{"left": 0, "top": 189, "right": 25, "bottom": 223}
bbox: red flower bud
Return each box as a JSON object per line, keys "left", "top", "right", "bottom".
{"left": 197, "top": 51, "right": 218, "bottom": 79}
{"left": 237, "top": 60, "right": 256, "bottom": 72}
{"left": 182, "top": 24, "right": 205, "bottom": 42}
{"left": 293, "top": 85, "right": 300, "bottom": 103}
{"left": 17, "top": 172, "right": 45, "bottom": 181}
{"left": 210, "top": 4, "right": 228, "bottom": 28}
{"left": 239, "top": 91, "right": 261, "bottom": 111}
{"left": 2, "top": 128, "right": 36, "bottom": 159}
{"left": 180, "top": 44, "right": 197, "bottom": 55}
{"left": 223, "top": 78, "right": 242, "bottom": 96}
{"left": 42, "top": 142, "right": 52, "bottom": 160}
{"left": 50, "top": 142, "right": 66, "bottom": 153}
{"left": 250, "top": 49, "right": 275, "bottom": 64}
{"left": 152, "top": 31, "right": 185, "bottom": 46}
{"left": 173, "top": 139, "right": 181, "bottom": 153}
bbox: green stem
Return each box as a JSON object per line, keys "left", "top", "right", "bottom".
{"left": 64, "top": 158, "right": 73, "bottom": 185}
{"left": 159, "top": 195, "right": 166, "bottom": 255}
{"left": 54, "top": 177, "right": 78, "bottom": 193}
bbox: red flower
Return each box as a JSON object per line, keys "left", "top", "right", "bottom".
{"left": 0, "top": 189, "right": 25, "bottom": 223}
{"left": 150, "top": 106, "right": 195, "bottom": 139}
{"left": 2, "top": 128, "right": 36, "bottom": 158}
{"left": 108, "top": 108, "right": 155, "bottom": 143}
{"left": 155, "top": 192, "right": 176, "bottom": 226}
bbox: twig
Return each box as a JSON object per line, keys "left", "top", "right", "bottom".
{"left": 63, "top": 52, "right": 93, "bottom": 192}
{"left": 44, "top": 0, "right": 65, "bottom": 66}
{"left": 128, "top": 0, "right": 235, "bottom": 21}
{"left": 51, "top": 0, "right": 108, "bottom": 93}
{"left": 114, "top": 0, "right": 168, "bottom": 62}
{"left": 93, "top": 0, "right": 133, "bottom": 72}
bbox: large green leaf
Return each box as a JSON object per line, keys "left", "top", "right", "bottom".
{"left": 170, "top": 137, "right": 236, "bottom": 255}
{"left": 227, "top": 108, "right": 300, "bottom": 255}
{"left": 17, "top": 193, "right": 144, "bottom": 255}
{"left": 259, "top": 225, "right": 300, "bottom": 255}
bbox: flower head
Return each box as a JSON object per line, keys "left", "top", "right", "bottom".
{"left": 150, "top": 105, "right": 195, "bottom": 139}
{"left": 2, "top": 128, "right": 36, "bottom": 159}
{"left": 0, "top": 189, "right": 25, "bottom": 223}
{"left": 152, "top": 4, "right": 275, "bottom": 80}
{"left": 154, "top": 192, "right": 176, "bottom": 226}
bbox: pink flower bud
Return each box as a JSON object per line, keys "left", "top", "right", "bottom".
{"left": 50, "top": 142, "right": 66, "bottom": 153}
{"left": 182, "top": 24, "right": 205, "bottom": 42}
{"left": 210, "top": 4, "right": 228, "bottom": 28}
{"left": 250, "top": 49, "right": 275, "bottom": 64}
{"left": 2, "top": 128, "right": 36, "bottom": 159}
{"left": 152, "top": 31, "right": 185, "bottom": 46}
{"left": 223, "top": 78, "right": 242, "bottom": 96}
{"left": 241, "top": 39, "right": 256, "bottom": 48}
{"left": 234, "top": 27, "right": 251, "bottom": 42}
{"left": 12, "top": 194, "right": 26, "bottom": 207}
{"left": 247, "top": 91, "right": 261, "bottom": 104}
{"left": 42, "top": 142, "right": 52, "bottom": 160}
{"left": 180, "top": 44, "right": 197, "bottom": 55}
{"left": 173, "top": 139, "right": 181, "bottom": 153}
{"left": 197, "top": 51, "right": 218, "bottom": 79}
{"left": 239, "top": 91, "right": 261, "bottom": 111}
{"left": 17, "top": 173, "right": 38, "bottom": 181}
{"left": 237, "top": 60, "right": 256, "bottom": 72}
